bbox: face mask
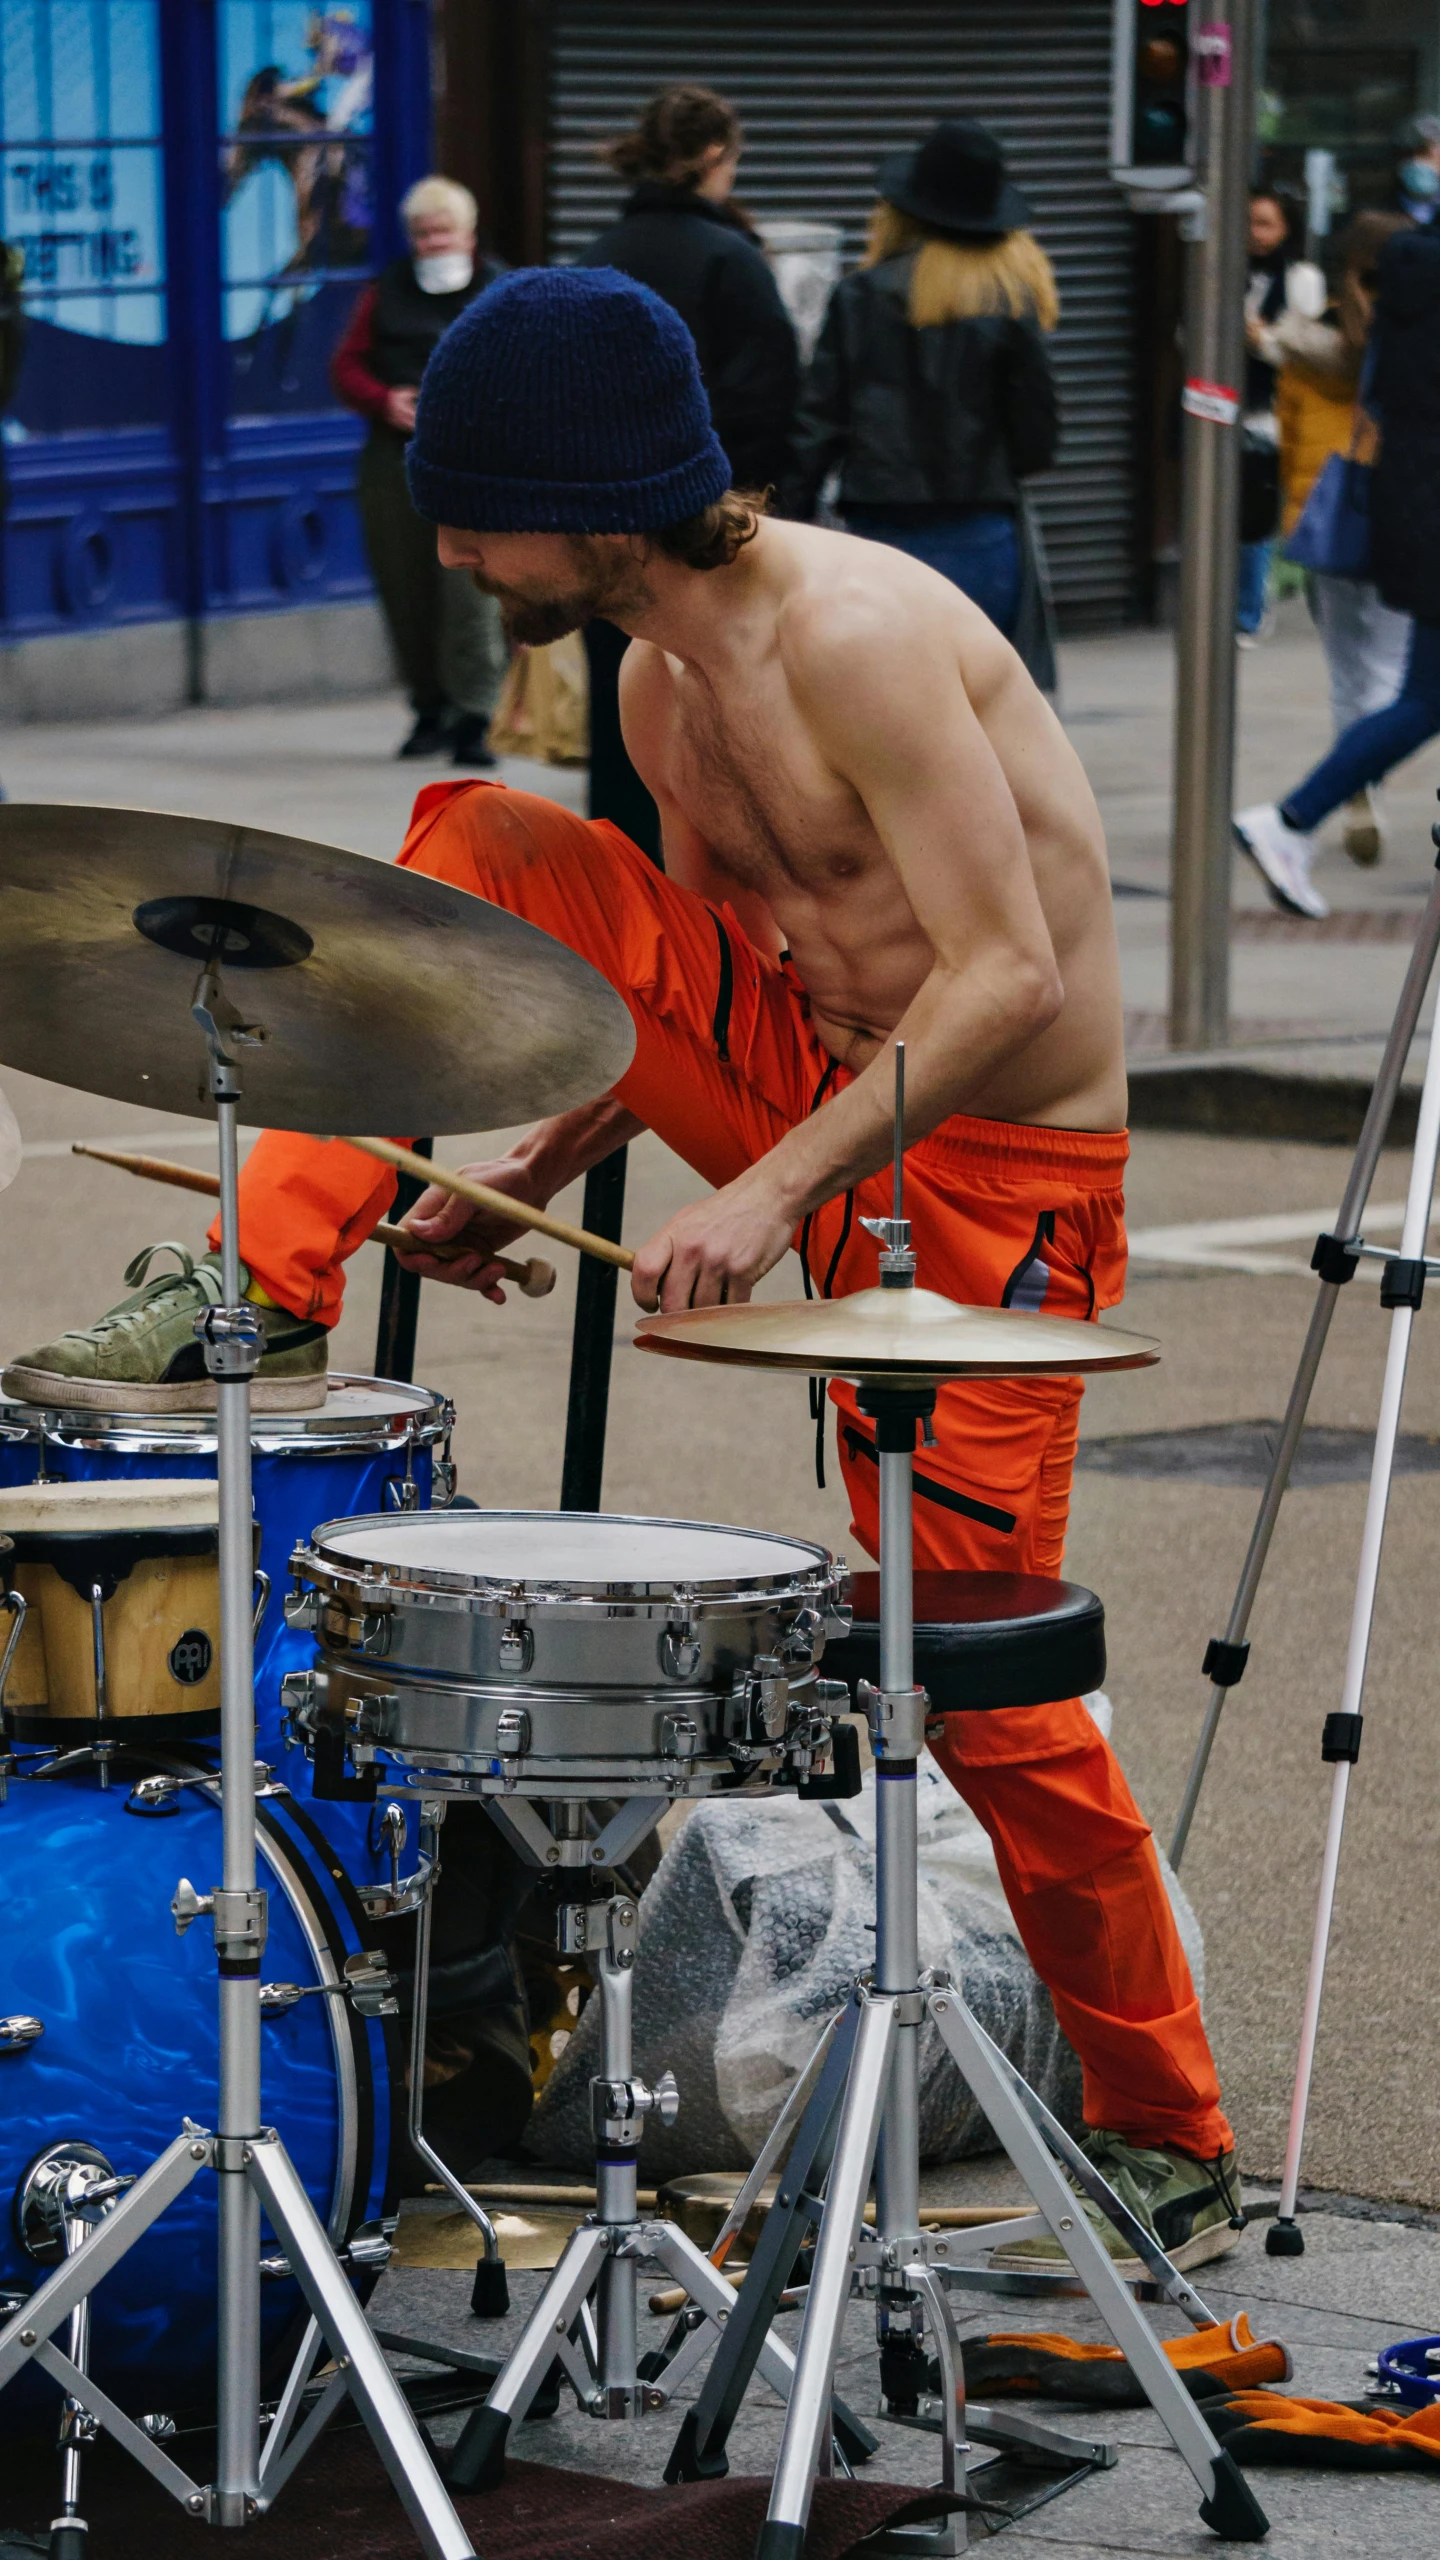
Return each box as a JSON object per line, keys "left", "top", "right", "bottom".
{"left": 414, "top": 251, "right": 473, "bottom": 294}
{"left": 1401, "top": 159, "right": 1440, "bottom": 202}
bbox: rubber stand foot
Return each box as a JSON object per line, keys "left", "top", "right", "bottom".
{"left": 470, "top": 2255, "right": 510, "bottom": 2317}
{"left": 446, "top": 2402, "right": 512, "bottom": 2493}
{"left": 1264, "top": 2217, "right": 1305, "bottom": 2259}
{"left": 664, "top": 2407, "right": 730, "bottom": 2485}
{"left": 49, "top": 2527, "right": 89, "bottom": 2560}
{"left": 754, "top": 2526, "right": 806, "bottom": 2560}
{"left": 1199, "top": 2450, "right": 1270, "bottom": 2541}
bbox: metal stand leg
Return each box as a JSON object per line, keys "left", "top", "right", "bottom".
{"left": 1171, "top": 847, "right": 1440, "bottom": 1866}
{"left": 1267, "top": 958, "right": 1440, "bottom": 2254}
{"left": 402, "top": 1800, "right": 506, "bottom": 2313}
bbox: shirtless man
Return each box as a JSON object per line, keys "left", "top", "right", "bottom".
{"left": 7, "top": 267, "right": 1239, "bottom": 2269}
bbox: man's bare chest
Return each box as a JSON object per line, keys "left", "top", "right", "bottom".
{"left": 662, "top": 679, "right": 870, "bottom": 894}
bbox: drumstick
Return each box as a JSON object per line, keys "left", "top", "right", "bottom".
{"left": 343, "top": 1135, "right": 636, "bottom": 1273}
{"left": 70, "top": 1143, "right": 557, "bottom": 1299}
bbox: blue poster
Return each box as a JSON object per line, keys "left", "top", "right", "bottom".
{"left": 219, "top": 4, "right": 374, "bottom": 344}
{"left": 0, "top": 0, "right": 165, "bottom": 347}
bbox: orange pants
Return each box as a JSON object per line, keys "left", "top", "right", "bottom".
{"left": 222, "top": 781, "right": 1230, "bottom": 2156}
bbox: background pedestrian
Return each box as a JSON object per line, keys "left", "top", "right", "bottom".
{"left": 1236, "top": 224, "right": 1440, "bottom": 920}
{"left": 577, "top": 83, "right": 800, "bottom": 855}
{"left": 783, "top": 119, "right": 1059, "bottom": 689}
{"left": 331, "top": 175, "right": 507, "bottom": 763}
{"left": 1274, "top": 210, "right": 1413, "bottom": 863}
{"left": 1238, "top": 187, "right": 1311, "bottom": 643}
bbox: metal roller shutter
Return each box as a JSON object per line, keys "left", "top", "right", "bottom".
{"left": 549, "top": 1, "right": 1137, "bottom": 628}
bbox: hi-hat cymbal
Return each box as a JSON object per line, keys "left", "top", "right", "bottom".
{"left": 635, "top": 1286, "right": 1159, "bottom": 1380}
{"left": 0, "top": 804, "right": 635, "bottom": 1132}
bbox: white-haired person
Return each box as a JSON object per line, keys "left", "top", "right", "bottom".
{"left": 332, "top": 175, "right": 508, "bottom": 762}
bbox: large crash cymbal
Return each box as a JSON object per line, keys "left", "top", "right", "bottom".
{"left": 635, "top": 1286, "right": 1159, "bottom": 1381}
{"left": 0, "top": 804, "right": 635, "bottom": 1132}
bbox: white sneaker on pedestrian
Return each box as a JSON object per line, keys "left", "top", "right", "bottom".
{"left": 1233, "top": 803, "right": 1329, "bottom": 920}
{"left": 1342, "top": 788, "right": 1384, "bottom": 867}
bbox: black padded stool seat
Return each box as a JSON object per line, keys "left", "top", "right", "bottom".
{"left": 824, "top": 1570, "right": 1105, "bottom": 1715}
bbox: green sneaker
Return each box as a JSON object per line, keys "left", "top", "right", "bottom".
{"left": 2, "top": 1243, "right": 328, "bottom": 1414}
{"left": 988, "top": 2132, "right": 1244, "bottom": 2279}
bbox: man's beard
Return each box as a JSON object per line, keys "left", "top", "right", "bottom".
{"left": 474, "top": 541, "right": 653, "bottom": 648}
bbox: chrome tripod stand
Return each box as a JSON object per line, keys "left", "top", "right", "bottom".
{"left": 661, "top": 1063, "right": 1267, "bottom": 2557}
{"left": 0, "top": 952, "right": 472, "bottom": 2558}
{"left": 1168, "top": 818, "right": 1440, "bottom": 2256}
{"left": 1171, "top": 826, "right": 1440, "bottom": 1869}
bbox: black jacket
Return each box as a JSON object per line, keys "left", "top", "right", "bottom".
{"left": 1371, "top": 228, "right": 1440, "bottom": 619}
{"left": 579, "top": 184, "right": 798, "bottom": 489}
{"left": 784, "top": 254, "right": 1058, "bottom": 518}
{"left": 370, "top": 251, "right": 505, "bottom": 388}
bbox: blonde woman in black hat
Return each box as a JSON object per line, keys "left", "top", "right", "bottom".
{"left": 785, "top": 119, "right": 1059, "bottom": 685}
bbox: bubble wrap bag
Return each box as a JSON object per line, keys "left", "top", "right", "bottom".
{"left": 528, "top": 1714, "right": 1204, "bottom": 2183}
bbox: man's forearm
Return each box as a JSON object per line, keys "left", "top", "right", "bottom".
{"left": 514, "top": 1094, "right": 646, "bottom": 1197}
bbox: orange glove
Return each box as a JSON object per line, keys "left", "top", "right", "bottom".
{"left": 962, "top": 2315, "right": 1291, "bottom": 2410}
{"left": 1207, "top": 2389, "right": 1440, "bottom": 2470}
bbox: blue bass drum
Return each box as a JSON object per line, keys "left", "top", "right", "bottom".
{"left": 2, "top": 1377, "right": 453, "bottom": 1871}
{"left": 0, "top": 1759, "right": 397, "bottom": 2436}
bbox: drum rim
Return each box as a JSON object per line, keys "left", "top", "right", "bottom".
{"left": 1, "top": 1371, "right": 451, "bottom": 1455}
{"left": 303, "top": 1507, "right": 840, "bottom": 1608}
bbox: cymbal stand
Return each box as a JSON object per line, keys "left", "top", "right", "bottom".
{"left": 1171, "top": 827, "right": 1440, "bottom": 1867}
{"left": 446, "top": 1793, "right": 872, "bottom": 2491}
{"left": 666, "top": 1051, "right": 1267, "bottom": 2556}
{"left": 0, "top": 952, "right": 473, "bottom": 2559}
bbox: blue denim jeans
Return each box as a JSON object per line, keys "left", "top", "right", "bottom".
{"left": 1283, "top": 618, "right": 1440, "bottom": 834}
{"left": 1236, "top": 538, "right": 1272, "bottom": 635}
{"left": 842, "top": 505, "right": 1021, "bottom": 638}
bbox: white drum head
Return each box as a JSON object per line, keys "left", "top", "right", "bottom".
{"left": 318, "top": 1511, "right": 827, "bottom": 1589}
{"left": 0, "top": 1478, "right": 220, "bottom": 1534}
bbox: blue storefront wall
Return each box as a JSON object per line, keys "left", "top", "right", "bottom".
{"left": 0, "top": 0, "right": 430, "bottom": 658}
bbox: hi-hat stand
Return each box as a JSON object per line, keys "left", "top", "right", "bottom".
{"left": 0, "top": 953, "right": 473, "bottom": 2558}
{"left": 663, "top": 1058, "right": 1267, "bottom": 2558}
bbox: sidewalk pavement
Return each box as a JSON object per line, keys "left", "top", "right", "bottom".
{"left": 6, "top": 641, "right": 1440, "bottom": 2212}
{"left": 1079, "top": 592, "right": 1440, "bottom": 1138}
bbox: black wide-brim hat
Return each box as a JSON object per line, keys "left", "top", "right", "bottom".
{"left": 877, "top": 117, "right": 1031, "bottom": 241}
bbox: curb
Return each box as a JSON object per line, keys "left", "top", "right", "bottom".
{"left": 1127, "top": 1057, "right": 1420, "bottom": 1146}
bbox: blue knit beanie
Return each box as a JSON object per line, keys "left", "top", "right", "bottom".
{"left": 406, "top": 265, "right": 732, "bottom": 534}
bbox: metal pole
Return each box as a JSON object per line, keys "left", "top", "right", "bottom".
{"left": 213, "top": 1074, "right": 263, "bottom": 2518}
{"left": 1169, "top": 0, "right": 1259, "bottom": 1050}
{"left": 373, "top": 1138, "right": 431, "bottom": 1386}
{"left": 559, "top": 1147, "right": 627, "bottom": 1510}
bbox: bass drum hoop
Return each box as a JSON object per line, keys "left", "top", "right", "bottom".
{"left": 28, "top": 1372, "right": 451, "bottom": 1464}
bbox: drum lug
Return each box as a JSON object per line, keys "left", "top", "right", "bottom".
{"left": 0, "top": 2012, "right": 44, "bottom": 2052}
{"left": 383, "top": 1473, "right": 420, "bottom": 1513}
{"left": 495, "top": 1703, "right": 531, "bottom": 1756}
{"left": 659, "top": 1605, "right": 701, "bottom": 1682}
{"left": 658, "top": 1710, "right": 700, "bottom": 1760}
{"left": 498, "top": 1621, "right": 534, "bottom": 1675}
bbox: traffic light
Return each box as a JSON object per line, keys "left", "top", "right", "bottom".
{"left": 1112, "top": 0, "right": 1195, "bottom": 190}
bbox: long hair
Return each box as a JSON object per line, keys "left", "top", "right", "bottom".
{"left": 862, "top": 201, "right": 1059, "bottom": 332}
{"left": 602, "top": 83, "right": 741, "bottom": 189}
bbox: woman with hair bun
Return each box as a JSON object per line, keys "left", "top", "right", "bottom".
{"left": 577, "top": 84, "right": 800, "bottom": 855}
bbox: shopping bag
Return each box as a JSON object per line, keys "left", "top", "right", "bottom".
{"left": 1283, "top": 449, "right": 1373, "bottom": 577}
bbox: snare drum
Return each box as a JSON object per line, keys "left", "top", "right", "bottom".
{"left": 287, "top": 1511, "right": 850, "bottom": 1799}
{"left": 0, "top": 1479, "right": 222, "bottom": 1736}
